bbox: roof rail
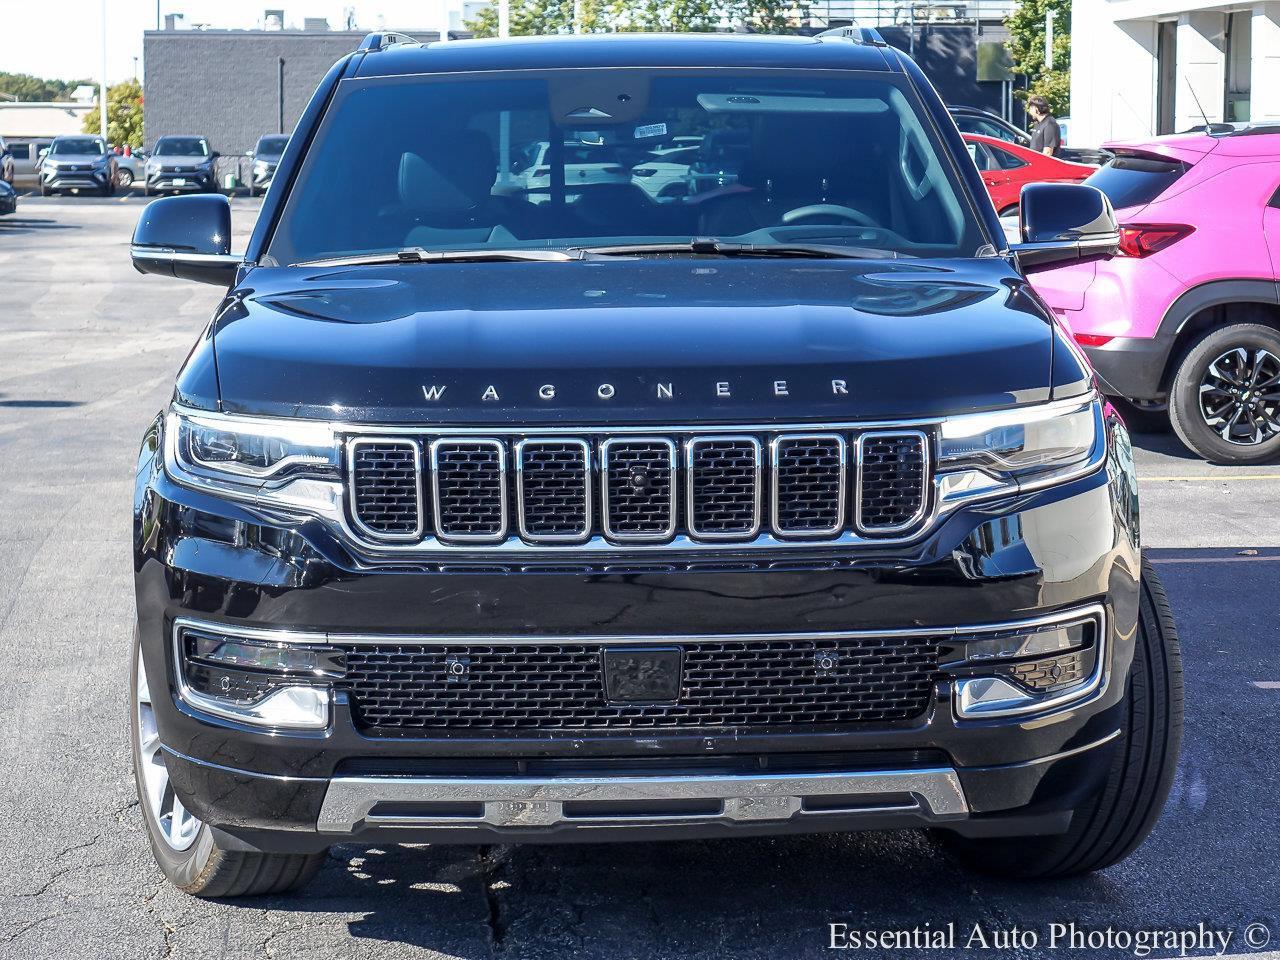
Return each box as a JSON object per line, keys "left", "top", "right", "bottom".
{"left": 815, "top": 24, "right": 887, "bottom": 46}
{"left": 357, "top": 31, "right": 418, "bottom": 52}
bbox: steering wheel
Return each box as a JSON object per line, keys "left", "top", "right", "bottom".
{"left": 780, "top": 204, "right": 879, "bottom": 229}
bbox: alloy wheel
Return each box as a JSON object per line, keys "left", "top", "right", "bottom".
{"left": 1198, "top": 347, "right": 1280, "bottom": 445}
{"left": 134, "top": 656, "right": 202, "bottom": 851}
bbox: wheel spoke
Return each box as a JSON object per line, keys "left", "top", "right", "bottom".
{"left": 1200, "top": 347, "right": 1280, "bottom": 445}
{"left": 134, "top": 642, "right": 203, "bottom": 852}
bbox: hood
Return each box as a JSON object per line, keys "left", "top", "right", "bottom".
{"left": 47, "top": 153, "right": 106, "bottom": 163}
{"left": 210, "top": 258, "right": 1055, "bottom": 424}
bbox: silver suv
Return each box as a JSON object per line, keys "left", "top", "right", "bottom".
{"left": 39, "top": 135, "right": 119, "bottom": 197}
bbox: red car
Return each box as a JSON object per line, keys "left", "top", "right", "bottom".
{"left": 962, "top": 133, "right": 1097, "bottom": 216}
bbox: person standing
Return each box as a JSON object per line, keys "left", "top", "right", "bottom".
{"left": 1026, "top": 95, "right": 1061, "bottom": 157}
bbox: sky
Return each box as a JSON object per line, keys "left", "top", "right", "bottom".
{"left": 0, "top": 0, "right": 456, "bottom": 87}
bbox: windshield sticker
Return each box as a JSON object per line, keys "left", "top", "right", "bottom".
{"left": 634, "top": 123, "right": 668, "bottom": 140}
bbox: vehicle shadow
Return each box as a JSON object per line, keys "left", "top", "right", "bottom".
{"left": 0, "top": 217, "right": 82, "bottom": 236}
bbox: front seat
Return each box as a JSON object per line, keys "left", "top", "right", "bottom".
{"left": 398, "top": 130, "right": 516, "bottom": 247}
{"left": 698, "top": 117, "right": 865, "bottom": 237}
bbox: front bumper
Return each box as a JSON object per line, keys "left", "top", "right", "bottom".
{"left": 41, "top": 167, "right": 111, "bottom": 191}
{"left": 135, "top": 412, "right": 1142, "bottom": 852}
{"left": 147, "top": 169, "right": 214, "bottom": 192}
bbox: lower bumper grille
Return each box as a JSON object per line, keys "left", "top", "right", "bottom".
{"left": 340, "top": 635, "right": 942, "bottom": 732}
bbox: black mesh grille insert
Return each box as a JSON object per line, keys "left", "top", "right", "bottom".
{"left": 688, "top": 438, "right": 760, "bottom": 536}
{"left": 432, "top": 441, "right": 506, "bottom": 540}
{"left": 518, "top": 441, "right": 590, "bottom": 540}
{"left": 340, "top": 635, "right": 941, "bottom": 731}
{"left": 603, "top": 440, "right": 675, "bottom": 539}
{"left": 858, "top": 433, "right": 928, "bottom": 532}
{"left": 350, "top": 442, "right": 421, "bottom": 536}
{"left": 774, "top": 436, "right": 844, "bottom": 534}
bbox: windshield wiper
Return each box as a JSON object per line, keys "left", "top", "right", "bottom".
{"left": 295, "top": 247, "right": 592, "bottom": 268}
{"left": 577, "top": 239, "right": 900, "bottom": 260}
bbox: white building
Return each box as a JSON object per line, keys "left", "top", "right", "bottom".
{"left": 1070, "top": 0, "right": 1280, "bottom": 145}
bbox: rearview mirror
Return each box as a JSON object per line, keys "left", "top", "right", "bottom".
{"left": 1009, "top": 183, "right": 1119, "bottom": 270}
{"left": 131, "top": 194, "right": 240, "bottom": 286}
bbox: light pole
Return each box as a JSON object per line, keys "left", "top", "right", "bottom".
{"left": 1044, "top": 10, "right": 1056, "bottom": 71}
{"left": 100, "top": 0, "right": 109, "bottom": 143}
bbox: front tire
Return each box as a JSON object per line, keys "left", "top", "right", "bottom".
{"left": 130, "top": 629, "right": 327, "bottom": 897}
{"left": 939, "top": 558, "right": 1183, "bottom": 878}
{"left": 1168, "top": 323, "right": 1280, "bottom": 464}
{"left": 117, "top": 169, "right": 134, "bottom": 188}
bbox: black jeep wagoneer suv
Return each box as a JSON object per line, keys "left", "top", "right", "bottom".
{"left": 129, "top": 30, "right": 1182, "bottom": 897}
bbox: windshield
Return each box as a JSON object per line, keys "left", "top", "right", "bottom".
{"left": 156, "top": 138, "right": 210, "bottom": 157}
{"left": 256, "top": 136, "right": 289, "bottom": 155}
{"left": 1085, "top": 154, "right": 1187, "bottom": 210}
{"left": 267, "top": 70, "right": 986, "bottom": 266}
{"left": 50, "top": 137, "right": 105, "bottom": 156}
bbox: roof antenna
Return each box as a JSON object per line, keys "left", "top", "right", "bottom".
{"left": 1184, "top": 73, "right": 1212, "bottom": 131}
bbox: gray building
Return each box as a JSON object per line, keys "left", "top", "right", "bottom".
{"left": 142, "top": 29, "right": 439, "bottom": 157}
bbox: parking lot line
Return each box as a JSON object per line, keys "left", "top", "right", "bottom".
{"left": 1143, "top": 475, "right": 1280, "bottom": 481}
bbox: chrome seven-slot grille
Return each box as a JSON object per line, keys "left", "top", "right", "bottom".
{"left": 340, "top": 634, "right": 942, "bottom": 731}
{"left": 347, "top": 430, "right": 930, "bottom": 547}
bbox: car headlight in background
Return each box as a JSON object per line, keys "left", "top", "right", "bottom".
{"left": 164, "top": 407, "right": 343, "bottom": 515}
{"left": 937, "top": 396, "right": 1102, "bottom": 493}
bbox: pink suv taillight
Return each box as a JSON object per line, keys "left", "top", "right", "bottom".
{"left": 1117, "top": 224, "right": 1194, "bottom": 258}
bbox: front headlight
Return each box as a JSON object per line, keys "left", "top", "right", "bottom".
{"left": 938, "top": 396, "right": 1103, "bottom": 491}
{"left": 164, "top": 408, "right": 343, "bottom": 514}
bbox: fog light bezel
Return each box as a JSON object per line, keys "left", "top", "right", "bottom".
{"left": 951, "top": 604, "right": 1108, "bottom": 720}
{"left": 171, "top": 619, "right": 338, "bottom": 731}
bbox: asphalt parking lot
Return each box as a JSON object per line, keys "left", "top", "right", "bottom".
{"left": 1, "top": 195, "right": 1278, "bottom": 960}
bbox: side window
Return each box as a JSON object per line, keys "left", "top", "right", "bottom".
{"left": 990, "top": 146, "right": 1028, "bottom": 171}
{"left": 1269, "top": 184, "right": 1280, "bottom": 210}
{"left": 976, "top": 119, "right": 1016, "bottom": 142}
{"left": 966, "top": 141, "right": 993, "bottom": 172}
{"left": 8, "top": 143, "right": 26, "bottom": 161}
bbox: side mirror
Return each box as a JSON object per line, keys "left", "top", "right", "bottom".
{"left": 1010, "top": 183, "right": 1119, "bottom": 269}
{"left": 131, "top": 194, "right": 240, "bottom": 286}
{"left": 210, "top": 150, "right": 221, "bottom": 159}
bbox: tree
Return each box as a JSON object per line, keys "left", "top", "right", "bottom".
{"left": 1005, "top": 0, "right": 1070, "bottom": 116}
{"left": 0, "top": 71, "right": 94, "bottom": 102}
{"left": 81, "top": 79, "right": 144, "bottom": 148}
{"left": 465, "top": 0, "right": 803, "bottom": 37}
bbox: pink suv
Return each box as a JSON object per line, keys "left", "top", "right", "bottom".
{"left": 1031, "top": 128, "right": 1280, "bottom": 464}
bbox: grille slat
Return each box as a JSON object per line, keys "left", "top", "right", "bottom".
{"left": 349, "top": 440, "right": 423, "bottom": 538}
{"left": 347, "top": 429, "right": 933, "bottom": 546}
{"left": 516, "top": 439, "right": 591, "bottom": 542}
{"left": 772, "top": 435, "right": 845, "bottom": 537}
{"left": 341, "top": 635, "right": 941, "bottom": 731}
{"left": 857, "top": 432, "right": 929, "bottom": 534}
{"left": 686, "top": 437, "right": 762, "bottom": 538}
{"left": 431, "top": 439, "right": 507, "bottom": 542}
{"left": 601, "top": 438, "right": 677, "bottom": 541}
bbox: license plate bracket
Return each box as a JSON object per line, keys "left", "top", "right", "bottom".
{"left": 601, "top": 647, "right": 683, "bottom": 704}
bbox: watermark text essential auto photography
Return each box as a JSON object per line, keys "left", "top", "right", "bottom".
{"left": 2, "top": 1, "right": 1279, "bottom": 958}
